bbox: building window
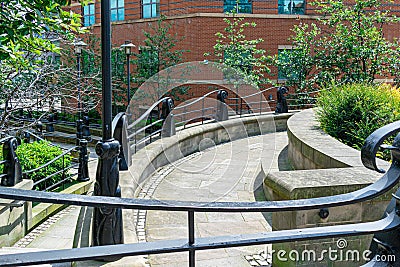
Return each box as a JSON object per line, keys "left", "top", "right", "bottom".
{"left": 278, "top": 48, "right": 299, "bottom": 80}
{"left": 224, "top": 0, "right": 252, "bottom": 14}
{"left": 111, "top": 0, "right": 124, "bottom": 21}
{"left": 278, "top": 0, "right": 305, "bottom": 15}
{"left": 83, "top": 3, "right": 95, "bottom": 26}
{"left": 142, "top": 0, "right": 160, "bottom": 19}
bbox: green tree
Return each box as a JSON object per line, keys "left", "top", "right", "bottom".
{"left": 133, "top": 15, "right": 188, "bottom": 86}
{"left": 276, "top": 0, "right": 400, "bottom": 90}
{"left": 0, "top": 0, "right": 84, "bottom": 69}
{"left": 205, "top": 11, "right": 270, "bottom": 87}
{"left": 0, "top": 1, "right": 95, "bottom": 131}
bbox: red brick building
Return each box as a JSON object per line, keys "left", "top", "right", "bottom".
{"left": 67, "top": 0, "right": 400, "bottom": 109}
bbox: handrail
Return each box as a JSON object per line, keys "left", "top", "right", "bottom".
{"left": 0, "top": 210, "right": 398, "bottom": 266}
{"left": 241, "top": 86, "right": 278, "bottom": 99}
{"left": 23, "top": 146, "right": 76, "bottom": 175}
{"left": 1, "top": 160, "right": 399, "bottom": 212}
{"left": 127, "top": 97, "right": 169, "bottom": 130}
{"left": 173, "top": 89, "right": 221, "bottom": 111}
{"left": 127, "top": 118, "right": 164, "bottom": 140}
{"left": 0, "top": 136, "right": 13, "bottom": 144}
{"left": 0, "top": 112, "right": 398, "bottom": 266}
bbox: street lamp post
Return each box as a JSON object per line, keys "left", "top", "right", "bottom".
{"left": 121, "top": 41, "right": 135, "bottom": 106}
{"left": 92, "top": 0, "right": 124, "bottom": 247}
{"left": 73, "top": 39, "right": 90, "bottom": 183}
{"left": 73, "top": 39, "right": 87, "bottom": 121}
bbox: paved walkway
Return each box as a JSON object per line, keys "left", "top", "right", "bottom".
{"left": 135, "top": 131, "right": 290, "bottom": 266}
{"left": 6, "top": 131, "right": 290, "bottom": 267}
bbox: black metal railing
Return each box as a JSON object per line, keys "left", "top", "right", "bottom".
{"left": 22, "top": 146, "right": 78, "bottom": 192}
{"left": 0, "top": 127, "right": 90, "bottom": 192}
{"left": 126, "top": 86, "right": 319, "bottom": 155}
{"left": 0, "top": 120, "right": 399, "bottom": 266}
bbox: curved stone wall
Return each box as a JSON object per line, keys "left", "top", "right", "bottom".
{"left": 119, "top": 113, "right": 293, "bottom": 197}
{"left": 287, "top": 108, "right": 388, "bottom": 170}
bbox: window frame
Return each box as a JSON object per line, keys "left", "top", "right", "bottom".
{"left": 223, "top": 0, "right": 253, "bottom": 14}
{"left": 278, "top": 0, "right": 305, "bottom": 15}
{"left": 82, "top": 3, "right": 95, "bottom": 27}
{"left": 111, "top": 0, "right": 124, "bottom": 22}
{"left": 142, "top": 0, "right": 160, "bottom": 19}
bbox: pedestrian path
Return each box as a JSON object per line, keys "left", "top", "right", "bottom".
{"left": 6, "top": 130, "right": 291, "bottom": 267}
{"left": 135, "top": 131, "right": 291, "bottom": 266}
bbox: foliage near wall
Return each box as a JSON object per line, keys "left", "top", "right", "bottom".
{"left": 317, "top": 83, "right": 400, "bottom": 160}
{"left": 276, "top": 0, "right": 400, "bottom": 91}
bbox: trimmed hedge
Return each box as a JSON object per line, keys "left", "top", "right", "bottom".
{"left": 1, "top": 141, "right": 72, "bottom": 190}
{"left": 316, "top": 83, "right": 400, "bottom": 160}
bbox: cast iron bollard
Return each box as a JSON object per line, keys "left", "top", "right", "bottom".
{"left": 92, "top": 140, "right": 123, "bottom": 247}
{"left": 275, "top": 86, "right": 289, "bottom": 113}
{"left": 46, "top": 113, "right": 55, "bottom": 132}
{"left": 216, "top": 90, "right": 228, "bottom": 121}
{"left": 77, "top": 139, "right": 90, "bottom": 182}
{"left": 161, "top": 97, "right": 176, "bottom": 137}
{"left": 1, "top": 138, "right": 22, "bottom": 186}
{"left": 82, "top": 115, "right": 91, "bottom": 140}
{"left": 23, "top": 131, "right": 31, "bottom": 143}
{"left": 112, "top": 113, "right": 131, "bottom": 171}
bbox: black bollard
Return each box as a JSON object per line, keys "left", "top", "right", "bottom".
{"left": 161, "top": 98, "right": 176, "bottom": 137}
{"left": 82, "top": 115, "right": 91, "bottom": 140}
{"left": 275, "top": 86, "right": 289, "bottom": 113}
{"left": 1, "top": 138, "right": 22, "bottom": 186}
{"left": 77, "top": 139, "right": 90, "bottom": 182}
{"left": 46, "top": 113, "right": 55, "bottom": 132}
{"left": 92, "top": 140, "right": 123, "bottom": 247}
{"left": 36, "top": 121, "right": 43, "bottom": 138}
{"left": 216, "top": 90, "right": 228, "bottom": 121}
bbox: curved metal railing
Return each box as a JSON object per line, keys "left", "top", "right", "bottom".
{"left": 22, "top": 146, "right": 78, "bottom": 191}
{"left": 126, "top": 86, "right": 320, "bottom": 155}
{"left": 173, "top": 89, "right": 221, "bottom": 127}
{"left": 0, "top": 119, "right": 399, "bottom": 266}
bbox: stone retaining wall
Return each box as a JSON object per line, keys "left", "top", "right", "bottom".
{"left": 0, "top": 179, "right": 32, "bottom": 248}
{"left": 263, "top": 109, "right": 393, "bottom": 267}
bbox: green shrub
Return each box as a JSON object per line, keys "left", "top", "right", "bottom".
{"left": 316, "top": 83, "right": 400, "bottom": 160}
{"left": 0, "top": 141, "right": 72, "bottom": 191}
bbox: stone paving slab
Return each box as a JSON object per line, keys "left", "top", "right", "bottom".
{"left": 136, "top": 132, "right": 290, "bottom": 266}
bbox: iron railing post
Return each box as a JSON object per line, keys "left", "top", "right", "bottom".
{"left": 1, "top": 138, "right": 22, "bottom": 186}
{"left": 216, "top": 90, "right": 228, "bottom": 121}
{"left": 161, "top": 97, "right": 175, "bottom": 137}
{"left": 92, "top": 0, "right": 123, "bottom": 248}
{"left": 82, "top": 115, "right": 91, "bottom": 140}
{"left": 46, "top": 113, "right": 55, "bottom": 132}
{"left": 188, "top": 211, "right": 195, "bottom": 267}
{"left": 77, "top": 139, "right": 90, "bottom": 182}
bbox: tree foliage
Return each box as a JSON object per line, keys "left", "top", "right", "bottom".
{"left": 205, "top": 11, "right": 270, "bottom": 87}
{"left": 133, "top": 15, "right": 187, "bottom": 86}
{"left": 0, "top": 0, "right": 100, "bottom": 132}
{"left": 0, "top": 0, "right": 85, "bottom": 69}
{"left": 276, "top": 0, "right": 400, "bottom": 90}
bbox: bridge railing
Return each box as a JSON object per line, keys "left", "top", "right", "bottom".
{"left": 126, "top": 86, "right": 318, "bottom": 155}
{"left": 0, "top": 120, "right": 399, "bottom": 266}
